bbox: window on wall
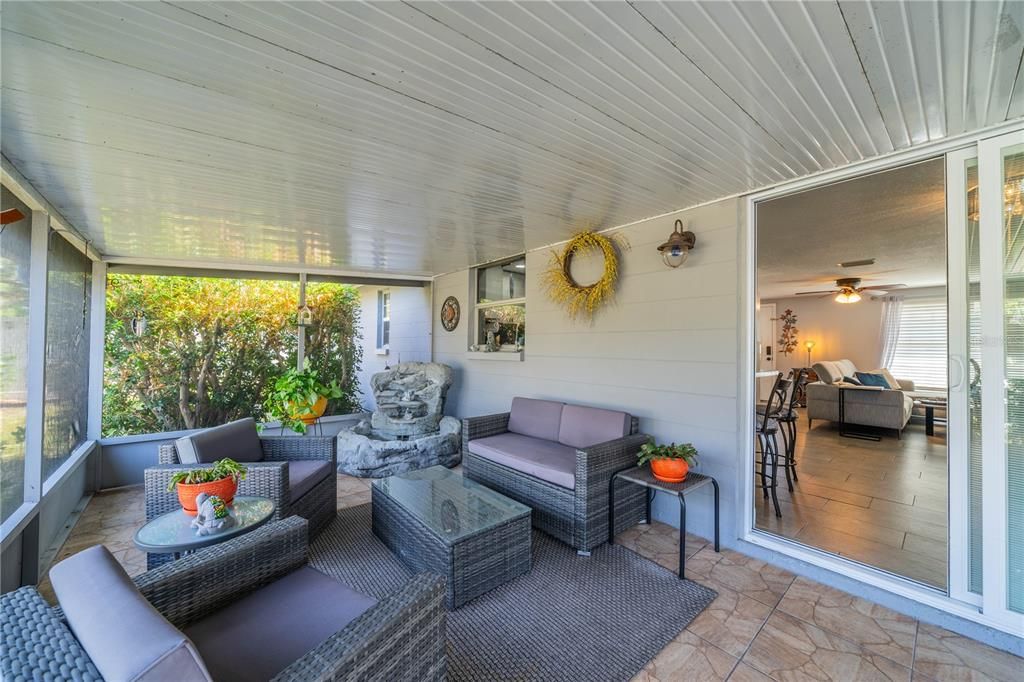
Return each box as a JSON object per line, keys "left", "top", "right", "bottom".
{"left": 888, "top": 297, "right": 948, "bottom": 390}
{"left": 42, "top": 235, "right": 91, "bottom": 481}
{"left": 376, "top": 290, "right": 391, "bottom": 350}
{"left": 475, "top": 256, "right": 526, "bottom": 351}
{"left": 0, "top": 199, "right": 32, "bottom": 522}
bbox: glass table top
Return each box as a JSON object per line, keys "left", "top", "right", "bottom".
{"left": 133, "top": 496, "right": 275, "bottom": 553}
{"left": 372, "top": 466, "right": 530, "bottom": 543}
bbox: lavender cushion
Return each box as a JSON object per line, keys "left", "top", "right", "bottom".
{"left": 50, "top": 546, "right": 212, "bottom": 682}
{"left": 507, "top": 398, "right": 565, "bottom": 442}
{"left": 289, "top": 460, "right": 332, "bottom": 500}
{"left": 175, "top": 417, "right": 264, "bottom": 464}
{"left": 185, "top": 566, "right": 376, "bottom": 681}
{"left": 467, "top": 433, "right": 577, "bottom": 489}
{"left": 557, "top": 404, "right": 631, "bottom": 449}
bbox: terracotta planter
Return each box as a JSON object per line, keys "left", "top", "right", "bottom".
{"left": 176, "top": 476, "right": 237, "bottom": 516}
{"left": 650, "top": 458, "right": 689, "bottom": 484}
{"left": 290, "top": 395, "right": 328, "bottom": 425}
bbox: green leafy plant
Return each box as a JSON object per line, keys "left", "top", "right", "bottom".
{"left": 166, "top": 458, "right": 247, "bottom": 491}
{"left": 636, "top": 439, "right": 699, "bottom": 467}
{"left": 263, "top": 367, "right": 344, "bottom": 434}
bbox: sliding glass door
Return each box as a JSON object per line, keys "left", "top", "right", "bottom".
{"left": 948, "top": 130, "right": 1024, "bottom": 630}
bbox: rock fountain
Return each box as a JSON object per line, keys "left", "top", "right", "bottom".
{"left": 337, "top": 362, "right": 461, "bottom": 477}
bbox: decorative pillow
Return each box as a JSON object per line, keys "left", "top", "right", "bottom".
{"left": 842, "top": 375, "right": 862, "bottom": 385}
{"left": 855, "top": 372, "right": 891, "bottom": 389}
{"left": 49, "top": 546, "right": 212, "bottom": 682}
{"left": 874, "top": 368, "right": 902, "bottom": 390}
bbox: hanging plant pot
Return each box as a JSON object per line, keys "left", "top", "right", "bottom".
{"left": 290, "top": 395, "right": 328, "bottom": 425}
{"left": 650, "top": 458, "right": 689, "bottom": 484}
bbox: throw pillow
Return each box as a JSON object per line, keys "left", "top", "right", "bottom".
{"left": 843, "top": 375, "right": 862, "bottom": 385}
{"left": 874, "top": 368, "right": 902, "bottom": 390}
{"left": 855, "top": 371, "right": 891, "bottom": 389}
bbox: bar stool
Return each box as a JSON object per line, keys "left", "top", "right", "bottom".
{"left": 755, "top": 374, "right": 789, "bottom": 518}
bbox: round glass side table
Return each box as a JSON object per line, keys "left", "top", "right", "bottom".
{"left": 133, "top": 496, "right": 275, "bottom": 558}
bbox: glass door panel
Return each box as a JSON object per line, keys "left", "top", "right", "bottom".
{"left": 1000, "top": 143, "right": 1024, "bottom": 614}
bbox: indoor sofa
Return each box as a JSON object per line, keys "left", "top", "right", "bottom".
{"left": 806, "top": 359, "right": 915, "bottom": 436}
{"left": 144, "top": 417, "right": 336, "bottom": 568}
{"left": 0, "top": 517, "right": 446, "bottom": 682}
{"left": 462, "top": 397, "right": 648, "bottom": 553}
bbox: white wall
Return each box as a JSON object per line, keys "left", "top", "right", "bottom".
{"left": 432, "top": 198, "right": 742, "bottom": 543}
{"left": 763, "top": 295, "right": 884, "bottom": 376}
{"left": 357, "top": 285, "right": 432, "bottom": 411}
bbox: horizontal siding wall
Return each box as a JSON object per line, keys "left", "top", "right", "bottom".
{"left": 433, "top": 198, "right": 742, "bottom": 542}
{"left": 357, "top": 285, "right": 432, "bottom": 411}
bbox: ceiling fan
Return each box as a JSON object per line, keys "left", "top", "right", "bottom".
{"left": 795, "top": 277, "right": 905, "bottom": 303}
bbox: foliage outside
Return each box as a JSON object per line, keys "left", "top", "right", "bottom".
{"left": 167, "top": 458, "right": 247, "bottom": 491}
{"left": 636, "top": 439, "right": 699, "bottom": 467}
{"left": 104, "top": 275, "right": 363, "bottom": 436}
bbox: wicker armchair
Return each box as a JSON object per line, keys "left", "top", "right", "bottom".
{"left": 144, "top": 434, "right": 337, "bottom": 568}
{"left": 0, "top": 517, "right": 447, "bottom": 682}
{"left": 463, "top": 404, "right": 649, "bottom": 553}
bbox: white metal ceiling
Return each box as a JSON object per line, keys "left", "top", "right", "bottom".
{"left": 2, "top": 1, "right": 1022, "bottom": 277}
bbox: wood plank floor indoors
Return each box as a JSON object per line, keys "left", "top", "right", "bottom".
{"left": 755, "top": 407, "right": 948, "bottom": 589}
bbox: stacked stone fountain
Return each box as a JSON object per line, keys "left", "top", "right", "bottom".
{"left": 337, "top": 362, "right": 461, "bottom": 477}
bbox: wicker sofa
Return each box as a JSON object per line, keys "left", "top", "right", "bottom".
{"left": 144, "top": 417, "right": 336, "bottom": 568}
{"left": 463, "top": 397, "right": 649, "bottom": 554}
{"left": 0, "top": 517, "right": 446, "bottom": 681}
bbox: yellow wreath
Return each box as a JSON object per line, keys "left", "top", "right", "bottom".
{"left": 542, "top": 231, "right": 628, "bottom": 320}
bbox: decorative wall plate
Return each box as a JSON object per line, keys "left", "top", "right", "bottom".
{"left": 440, "top": 296, "right": 460, "bottom": 331}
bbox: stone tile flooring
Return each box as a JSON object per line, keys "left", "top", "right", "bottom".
{"left": 39, "top": 474, "right": 1022, "bottom": 682}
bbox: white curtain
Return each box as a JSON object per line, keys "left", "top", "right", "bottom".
{"left": 878, "top": 295, "right": 903, "bottom": 369}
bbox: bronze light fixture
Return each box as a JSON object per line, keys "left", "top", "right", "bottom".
{"left": 657, "top": 219, "right": 696, "bottom": 268}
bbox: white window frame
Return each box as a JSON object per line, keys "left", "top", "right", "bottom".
{"left": 376, "top": 289, "right": 391, "bottom": 352}
{"left": 473, "top": 255, "right": 526, "bottom": 351}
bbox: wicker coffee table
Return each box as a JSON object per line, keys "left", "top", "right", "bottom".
{"left": 371, "top": 466, "right": 531, "bottom": 608}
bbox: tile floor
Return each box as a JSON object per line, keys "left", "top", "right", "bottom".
{"left": 39, "top": 473, "right": 1022, "bottom": 682}
{"left": 754, "top": 407, "right": 949, "bottom": 588}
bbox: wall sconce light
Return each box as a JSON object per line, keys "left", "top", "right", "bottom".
{"left": 804, "top": 340, "right": 815, "bottom": 367}
{"left": 297, "top": 304, "right": 313, "bottom": 326}
{"left": 657, "top": 219, "right": 696, "bottom": 268}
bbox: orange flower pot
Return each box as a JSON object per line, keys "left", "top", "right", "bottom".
{"left": 290, "top": 395, "right": 328, "bottom": 425}
{"left": 176, "top": 476, "right": 238, "bottom": 516}
{"left": 650, "top": 458, "right": 689, "bottom": 484}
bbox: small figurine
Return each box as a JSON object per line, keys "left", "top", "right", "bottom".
{"left": 191, "top": 493, "right": 235, "bottom": 536}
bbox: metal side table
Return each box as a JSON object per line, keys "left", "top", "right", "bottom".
{"left": 608, "top": 466, "right": 719, "bottom": 579}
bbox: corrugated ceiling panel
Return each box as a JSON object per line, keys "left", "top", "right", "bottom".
{"left": 1, "top": 0, "right": 1022, "bottom": 275}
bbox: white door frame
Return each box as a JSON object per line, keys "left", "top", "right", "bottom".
{"left": 945, "top": 147, "right": 979, "bottom": 607}
{"left": 977, "top": 130, "right": 1024, "bottom": 632}
{"left": 740, "top": 121, "right": 1024, "bottom": 636}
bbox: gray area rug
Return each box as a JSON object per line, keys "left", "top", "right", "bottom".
{"left": 309, "top": 505, "right": 717, "bottom": 682}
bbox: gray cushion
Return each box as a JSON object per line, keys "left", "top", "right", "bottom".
{"left": 835, "top": 359, "right": 858, "bottom": 377}
{"left": 467, "top": 432, "right": 578, "bottom": 489}
{"left": 185, "top": 566, "right": 376, "bottom": 682}
{"left": 507, "top": 397, "right": 565, "bottom": 442}
{"left": 175, "top": 417, "right": 264, "bottom": 464}
{"left": 49, "top": 546, "right": 212, "bottom": 682}
{"left": 812, "top": 361, "right": 841, "bottom": 384}
{"left": 289, "top": 460, "right": 332, "bottom": 500}
{"left": 557, "top": 404, "right": 631, "bottom": 449}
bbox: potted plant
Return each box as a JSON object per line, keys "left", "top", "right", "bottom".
{"left": 263, "top": 368, "right": 344, "bottom": 434}
{"left": 167, "top": 458, "right": 247, "bottom": 516}
{"left": 637, "top": 439, "right": 699, "bottom": 483}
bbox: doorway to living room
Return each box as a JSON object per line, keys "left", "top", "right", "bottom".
{"left": 753, "top": 157, "right": 949, "bottom": 588}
